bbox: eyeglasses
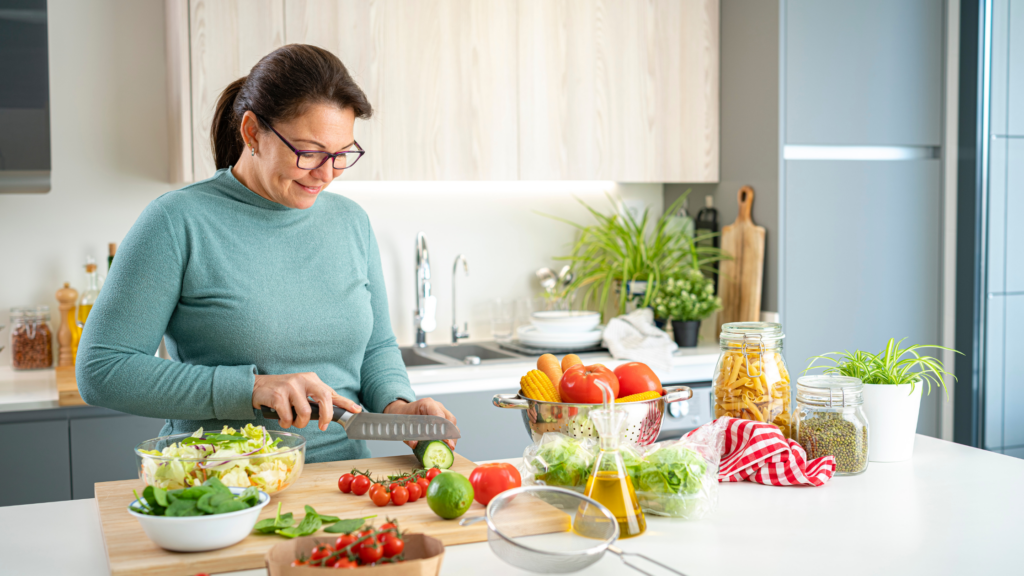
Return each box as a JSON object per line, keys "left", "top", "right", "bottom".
{"left": 255, "top": 114, "right": 365, "bottom": 170}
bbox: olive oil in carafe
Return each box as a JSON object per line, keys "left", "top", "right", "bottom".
{"left": 576, "top": 470, "right": 646, "bottom": 539}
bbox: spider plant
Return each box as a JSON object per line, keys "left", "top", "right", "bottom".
{"left": 543, "top": 190, "right": 726, "bottom": 320}
{"left": 805, "top": 338, "right": 961, "bottom": 397}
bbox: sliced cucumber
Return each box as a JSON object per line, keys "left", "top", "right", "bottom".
{"left": 414, "top": 440, "right": 454, "bottom": 469}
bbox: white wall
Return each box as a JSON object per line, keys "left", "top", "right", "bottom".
{"left": 0, "top": 0, "right": 663, "bottom": 366}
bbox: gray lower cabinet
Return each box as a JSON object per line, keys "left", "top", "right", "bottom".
{"left": 364, "top": 387, "right": 529, "bottom": 463}
{"left": 0, "top": 419, "right": 71, "bottom": 506}
{"left": 69, "top": 414, "right": 166, "bottom": 499}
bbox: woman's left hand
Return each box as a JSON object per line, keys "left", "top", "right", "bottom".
{"left": 384, "top": 398, "right": 458, "bottom": 451}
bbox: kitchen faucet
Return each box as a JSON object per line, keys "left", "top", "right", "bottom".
{"left": 451, "top": 254, "right": 469, "bottom": 344}
{"left": 414, "top": 232, "right": 436, "bottom": 347}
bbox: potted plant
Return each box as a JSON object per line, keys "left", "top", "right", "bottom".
{"left": 651, "top": 270, "right": 721, "bottom": 347}
{"left": 546, "top": 190, "right": 725, "bottom": 321}
{"left": 806, "top": 338, "right": 959, "bottom": 462}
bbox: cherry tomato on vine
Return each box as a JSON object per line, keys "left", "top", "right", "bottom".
{"left": 389, "top": 482, "right": 401, "bottom": 494}
{"left": 426, "top": 468, "right": 442, "bottom": 481}
{"left": 290, "top": 560, "right": 306, "bottom": 567}
{"left": 334, "top": 557, "right": 358, "bottom": 568}
{"left": 381, "top": 533, "right": 405, "bottom": 558}
{"left": 351, "top": 475, "right": 371, "bottom": 496}
{"left": 335, "top": 534, "right": 357, "bottom": 550}
{"left": 338, "top": 473, "right": 355, "bottom": 493}
{"left": 369, "top": 485, "right": 391, "bottom": 507}
{"left": 406, "top": 482, "right": 422, "bottom": 502}
{"left": 417, "top": 477, "right": 430, "bottom": 492}
{"left": 390, "top": 485, "right": 409, "bottom": 506}
{"left": 310, "top": 543, "right": 334, "bottom": 563}
{"left": 358, "top": 541, "right": 384, "bottom": 564}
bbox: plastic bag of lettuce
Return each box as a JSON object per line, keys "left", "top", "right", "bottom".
{"left": 520, "top": 433, "right": 597, "bottom": 490}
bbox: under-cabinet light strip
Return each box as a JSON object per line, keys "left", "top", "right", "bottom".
{"left": 783, "top": 145, "right": 940, "bottom": 161}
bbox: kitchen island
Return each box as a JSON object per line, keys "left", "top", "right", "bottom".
{"left": 1, "top": 435, "right": 1019, "bottom": 576}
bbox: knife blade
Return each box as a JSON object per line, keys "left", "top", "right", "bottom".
{"left": 259, "top": 402, "right": 461, "bottom": 441}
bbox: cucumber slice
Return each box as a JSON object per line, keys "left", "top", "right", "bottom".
{"left": 413, "top": 440, "right": 454, "bottom": 469}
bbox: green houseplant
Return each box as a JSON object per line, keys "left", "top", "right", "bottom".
{"left": 805, "top": 338, "right": 959, "bottom": 462}
{"left": 651, "top": 270, "right": 721, "bottom": 347}
{"left": 546, "top": 191, "right": 725, "bottom": 320}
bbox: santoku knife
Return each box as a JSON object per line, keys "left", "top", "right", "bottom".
{"left": 260, "top": 402, "right": 461, "bottom": 441}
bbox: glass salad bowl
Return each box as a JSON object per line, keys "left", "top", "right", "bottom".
{"left": 135, "top": 425, "right": 305, "bottom": 495}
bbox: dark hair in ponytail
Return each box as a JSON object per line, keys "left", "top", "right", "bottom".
{"left": 211, "top": 44, "right": 373, "bottom": 170}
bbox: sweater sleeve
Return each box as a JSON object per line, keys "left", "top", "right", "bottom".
{"left": 357, "top": 222, "right": 416, "bottom": 414}
{"left": 76, "top": 198, "right": 257, "bottom": 421}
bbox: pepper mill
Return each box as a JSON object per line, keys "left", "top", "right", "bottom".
{"left": 55, "top": 282, "right": 78, "bottom": 367}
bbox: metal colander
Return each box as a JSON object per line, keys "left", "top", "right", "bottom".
{"left": 493, "top": 385, "right": 692, "bottom": 446}
{"left": 459, "top": 485, "right": 686, "bottom": 575}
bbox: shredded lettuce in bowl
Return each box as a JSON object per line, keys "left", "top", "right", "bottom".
{"left": 137, "top": 424, "right": 302, "bottom": 494}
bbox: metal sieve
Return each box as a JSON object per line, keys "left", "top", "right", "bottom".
{"left": 459, "top": 485, "right": 687, "bottom": 575}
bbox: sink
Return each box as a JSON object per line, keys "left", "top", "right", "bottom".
{"left": 433, "top": 345, "right": 517, "bottom": 362}
{"left": 399, "top": 347, "right": 444, "bottom": 367}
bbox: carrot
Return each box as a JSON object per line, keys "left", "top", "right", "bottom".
{"left": 560, "top": 354, "right": 583, "bottom": 372}
{"left": 537, "top": 354, "right": 563, "bottom": 388}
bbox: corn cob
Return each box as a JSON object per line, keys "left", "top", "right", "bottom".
{"left": 615, "top": 391, "right": 662, "bottom": 403}
{"left": 520, "top": 370, "right": 560, "bottom": 402}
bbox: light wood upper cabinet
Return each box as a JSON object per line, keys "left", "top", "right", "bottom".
{"left": 519, "top": 0, "right": 719, "bottom": 182}
{"left": 166, "top": 0, "right": 718, "bottom": 183}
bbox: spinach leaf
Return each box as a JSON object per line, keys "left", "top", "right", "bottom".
{"left": 166, "top": 498, "right": 203, "bottom": 517}
{"left": 181, "top": 433, "right": 246, "bottom": 446}
{"left": 275, "top": 512, "right": 321, "bottom": 538}
{"left": 323, "top": 515, "right": 377, "bottom": 534}
{"left": 253, "top": 503, "right": 294, "bottom": 534}
{"left": 153, "top": 487, "right": 169, "bottom": 508}
{"left": 201, "top": 477, "right": 232, "bottom": 494}
{"left": 305, "top": 505, "right": 340, "bottom": 524}
{"left": 239, "top": 486, "right": 261, "bottom": 506}
{"left": 213, "top": 498, "right": 248, "bottom": 514}
{"left": 181, "top": 485, "right": 213, "bottom": 500}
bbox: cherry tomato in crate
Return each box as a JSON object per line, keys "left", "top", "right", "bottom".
{"left": 358, "top": 541, "right": 384, "bottom": 564}
{"left": 381, "top": 534, "right": 405, "bottom": 558}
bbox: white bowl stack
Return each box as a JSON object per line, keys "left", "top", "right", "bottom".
{"left": 517, "top": 311, "right": 603, "bottom": 350}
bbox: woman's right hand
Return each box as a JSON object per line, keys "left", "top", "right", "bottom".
{"left": 252, "top": 372, "right": 361, "bottom": 431}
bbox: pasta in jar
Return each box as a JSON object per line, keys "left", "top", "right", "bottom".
{"left": 713, "top": 323, "right": 792, "bottom": 438}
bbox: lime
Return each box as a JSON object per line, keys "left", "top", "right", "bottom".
{"left": 426, "top": 471, "right": 474, "bottom": 519}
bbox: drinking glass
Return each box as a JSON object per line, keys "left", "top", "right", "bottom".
{"left": 491, "top": 298, "right": 516, "bottom": 341}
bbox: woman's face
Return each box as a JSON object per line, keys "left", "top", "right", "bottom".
{"left": 239, "top": 103, "right": 356, "bottom": 210}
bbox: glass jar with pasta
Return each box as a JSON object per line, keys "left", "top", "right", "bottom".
{"left": 713, "top": 322, "right": 792, "bottom": 438}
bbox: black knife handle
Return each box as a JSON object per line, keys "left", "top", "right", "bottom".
{"left": 260, "top": 401, "right": 328, "bottom": 421}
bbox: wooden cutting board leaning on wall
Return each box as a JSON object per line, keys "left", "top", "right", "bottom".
{"left": 717, "top": 186, "right": 766, "bottom": 330}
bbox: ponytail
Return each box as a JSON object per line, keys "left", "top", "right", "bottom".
{"left": 211, "top": 77, "right": 247, "bottom": 171}
{"left": 208, "top": 45, "right": 372, "bottom": 171}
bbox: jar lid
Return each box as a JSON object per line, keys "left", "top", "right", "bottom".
{"left": 10, "top": 306, "right": 50, "bottom": 321}
{"left": 797, "top": 374, "right": 863, "bottom": 407}
{"left": 720, "top": 322, "right": 784, "bottom": 345}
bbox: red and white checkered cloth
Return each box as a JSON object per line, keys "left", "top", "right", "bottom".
{"left": 687, "top": 417, "right": 836, "bottom": 487}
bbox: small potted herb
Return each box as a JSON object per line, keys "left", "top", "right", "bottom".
{"left": 806, "top": 339, "right": 959, "bottom": 462}
{"left": 651, "top": 270, "right": 721, "bottom": 347}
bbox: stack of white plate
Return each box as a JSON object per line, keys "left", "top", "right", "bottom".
{"left": 517, "top": 311, "right": 603, "bottom": 350}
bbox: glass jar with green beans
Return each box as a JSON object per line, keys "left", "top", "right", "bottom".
{"left": 795, "top": 375, "right": 869, "bottom": 475}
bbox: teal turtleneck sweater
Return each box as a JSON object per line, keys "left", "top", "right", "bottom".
{"left": 76, "top": 168, "right": 415, "bottom": 463}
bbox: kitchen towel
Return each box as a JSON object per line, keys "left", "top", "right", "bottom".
{"left": 601, "top": 308, "right": 678, "bottom": 373}
{"left": 688, "top": 417, "right": 836, "bottom": 486}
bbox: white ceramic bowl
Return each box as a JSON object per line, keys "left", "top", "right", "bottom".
{"left": 128, "top": 486, "right": 271, "bottom": 552}
{"left": 530, "top": 310, "right": 601, "bottom": 333}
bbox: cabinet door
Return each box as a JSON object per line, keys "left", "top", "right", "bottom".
{"left": 284, "top": 0, "right": 518, "bottom": 180}
{"left": 69, "top": 415, "right": 166, "bottom": 499}
{"left": 0, "top": 420, "right": 70, "bottom": 506}
{"left": 190, "top": 0, "right": 285, "bottom": 181}
{"left": 363, "top": 387, "right": 529, "bottom": 463}
{"left": 518, "top": 0, "right": 719, "bottom": 182}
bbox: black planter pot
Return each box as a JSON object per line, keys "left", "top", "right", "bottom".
{"left": 672, "top": 320, "right": 701, "bottom": 348}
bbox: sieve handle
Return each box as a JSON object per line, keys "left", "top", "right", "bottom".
{"left": 493, "top": 393, "right": 529, "bottom": 409}
{"left": 608, "top": 544, "right": 688, "bottom": 576}
{"left": 662, "top": 385, "right": 693, "bottom": 403}
{"left": 458, "top": 515, "right": 486, "bottom": 527}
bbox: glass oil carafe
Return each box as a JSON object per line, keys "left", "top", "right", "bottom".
{"left": 71, "top": 258, "right": 101, "bottom": 363}
{"left": 575, "top": 383, "right": 646, "bottom": 540}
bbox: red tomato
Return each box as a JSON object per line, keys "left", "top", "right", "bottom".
{"left": 426, "top": 468, "right": 442, "bottom": 481}
{"left": 338, "top": 473, "right": 355, "bottom": 493}
{"left": 351, "top": 475, "right": 371, "bottom": 496}
{"left": 290, "top": 560, "right": 306, "bottom": 567}
{"left": 380, "top": 522, "right": 397, "bottom": 532}
{"left": 334, "top": 557, "right": 358, "bottom": 568}
{"left": 613, "top": 362, "right": 663, "bottom": 398}
{"left": 559, "top": 364, "right": 620, "bottom": 403}
{"left": 469, "top": 462, "right": 522, "bottom": 506}
{"left": 358, "top": 541, "right": 384, "bottom": 564}
{"left": 390, "top": 485, "right": 409, "bottom": 506}
{"left": 310, "top": 543, "right": 334, "bottom": 562}
{"left": 369, "top": 484, "right": 390, "bottom": 507}
{"left": 381, "top": 534, "right": 405, "bottom": 558}
{"left": 406, "top": 482, "right": 422, "bottom": 502}
{"left": 417, "top": 477, "right": 430, "bottom": 492}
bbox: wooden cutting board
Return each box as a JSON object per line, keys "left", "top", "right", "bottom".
{"left": 95, "top": 453, "right": 569, "bottom": 576}
{"left": 718, "top": 186, "right": 766, "bottom": 327}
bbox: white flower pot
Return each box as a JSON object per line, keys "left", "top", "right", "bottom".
{"left": 861, "top": 381, "right": 923, "bottom": 462}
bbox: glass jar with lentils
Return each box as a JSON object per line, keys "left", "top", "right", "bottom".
{"left": 795, "top": 375, "right": 869, "bottom": 475}
{"left": 10, "top": 306, "right": 54, "bottom": 370}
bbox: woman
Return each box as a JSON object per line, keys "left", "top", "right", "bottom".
{"left": 77, "top": 44, "right": 456, "bottom": 463}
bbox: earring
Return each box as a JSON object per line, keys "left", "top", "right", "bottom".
{"left": 250, "top": 146, "right": 256, "bottom": 156}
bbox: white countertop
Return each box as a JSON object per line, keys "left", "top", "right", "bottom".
{"left": 0, "top": 346, "right": 720, "bottom": 413}
{"left": 2, "top": 435, "right": 1020, "bottom": 576}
